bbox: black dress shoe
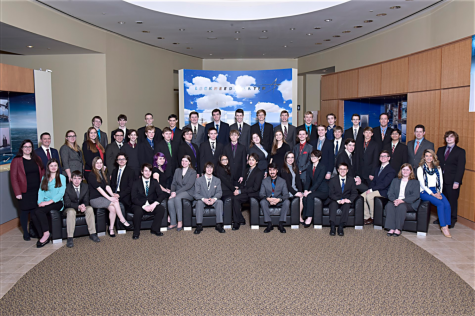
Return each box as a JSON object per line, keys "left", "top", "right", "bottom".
{"left": 240, "top": 220, "right": 246, "bottom": 226}
{"left": 433, "top": 219, "right": 440, "bottom": 225}
{"left": 194, "top": 224, "right": 203, "bottom": 234}
{"left": 232, "top": 223, "right": 240, "bottom": 231}
{"left": 338, "top": 225, "right": 344, "bottom": 236}
{"left": 121, "top": 221, "right": 134, "bottom": 230}
{"left": 66, "top": 238, "right": 74, "bottom": 248}
{"left": 89, "top": 233, "right": 101, "bottom": 242}
{"left": 36, "top": 238, "right": 50, "bottom": 248}
{"left": 215, "top": 224, "right": 226, "bottom": 233}
{"left": 23, "top": 234, "right": 31, "bottom": 241}
{"left": 387, "top": 232, "right": 394, "bottom": 237}
{"left": 303, "top": 223, "right": 311, "bottom": 228}
{"left": 29, "top": 227, "right": 37, "bottom": 238}
{"left": 393, "top": 232, "right": 401, "bottom": 237}
{"left": 278, "top": 223, "right": 286, "bottom": 233}
{"left": 108, "top": 230, "right": 116, "bottom": 238}
{"left": 329, "top": 223, "right": 336, "bottom": 236}
{"left": 132, "top": 235, "right": 140, "bottom": 240}
{"left": 264, "top": 223, "right": 273, "bottom": 233}
{"left": 151, "top": 230, "right": 164, "bottom": 236}
{"left": 449, "top": 222, "right": 456, "bottom": 229}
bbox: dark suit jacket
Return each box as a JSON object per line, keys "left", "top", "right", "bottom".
{"left": 63, "top": 182, "right": 90, "bottom": 210}
{"left": 199, "top": 140, "right": 224, "bottom": 174}
{"left": 105, "top": 142, "right": 123, "bottom": 177}
{"left": 304, "top": 163, "right": 329, "bottom": 193}
{"left": 372, "top": 126, "right": 393, "bottom": 149}
{"left": 297, "top": 124, "right": 318, "bottom": 142}
{"left": 280, "top": 168, "right": 303, "bottom": 196}
{"left": 329, "top": 176, "right": 358, "bottom": 203}
{"left": 137, "top": 126, "right": 163, "bottom": 145}
{"left": 368, "top": 164, "right": 396, "bottom": 198}
{"left": 171, "top": 127, "right": 182, "bottom": 146}
{"left": 185, "top": 124, "right": 206, "bottom": 148}
{"left": 156, "top": 140, "right": 178, "bottom": 172}
{"left": 35, "top": 147, "right": 62, "bottom": 174}
{"left": 293, "top": 142, "right": 313, "bottom": 180}
{"left": 239, "top": 167, "right": 264, "bottom": 197}
{"left": 407, "top": 138, "right": 434, "bottom": 170}
{"left": 310, "top": 138, "right": 334, "bottom": 174}
{"left": 387, "top": 178, "right": 421, "bottom": 210}
{"left": 383, "top": 142, "right": 408, "bottom": 176}
{"left": 111, "top": 128, "right": 130, "bottom": 144}
{"left": 110, "top": 166, "right": 135, "bottom": 207}
{"left": 335, "top": 151, "right": 358, "bottom": 178}
{"left": 131, "top": 177, "right": 167, "bottom": 207}
{"left": 274, "top": 124, "right": 297, "bottom": 148}
{"left": 214, "top": 165, "right": 235, "bottom": 197}
{"left": 205, "top": 121, "right": 230, "bottom": 146}
{"left": 138, "top": 139, "right": 159, "bottom": 166}
{"left": 230, "top": 122, "right": 251, "bottom": 148}
{"left": 357, "top": 140, "right": 381, "bottom": 180}
{"left": 223, "top": 143, "right": 247, "bottom": 185}
{"left": 250, "top": 122, "right": 274, "bottom": 153}
{"left": 436, "top": 145, "right": 466, "bottom": 185}
{"left": 177, "top": 142, "right": 200, "bottom": 171}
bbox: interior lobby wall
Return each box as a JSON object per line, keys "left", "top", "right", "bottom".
{"left": 203, "top": 59, "right": 298, "bottom": 71}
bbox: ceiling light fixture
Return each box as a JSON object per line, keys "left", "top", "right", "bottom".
{"left": 235, "top": 38, "right": 240, "bottom": 40}
{"left": 283, "top": 45, "right": 287, "bottom": 47}
{"left": 27, "top": 45, "right": 33, "bottom": 48}
{"left": 118, "top": 21, "right": 125, "bottom": 24}
{"left": 364, "top": 20, "right": 373, "bottom": 23}
{"left": 307, "top": 33, "right": 313, "bottom": 36}
{"left": 376, "top": 13, "right": 387, "bottom": 16}
{"left": 179, "top": 28, "right": 185, "bottom": 31}
{"left": 235, "top": 31, "right": 240, "bottom": 33}
{"left": 262, "top": 30, "right": 268, "bottom": 32}
{"left": 207, "top": 37, "right": 217, "bottom": 40}
{"left": 324, "top": 19, "right": 332, "bottom": 22}
{"left": 354, "top": 25, "right": 362, "bottom": 28}
{"left": 207, "top": 30, "right": 213, "bottom": 33}
{"left": 142, "top": 31, "right": 150, "bottom": 33}
{"left": 187, "top": 47, "right": 192, "bottom": 49}
{"left": 390, "top": 6, "right": 401, "bottom": 9}
{"left": 209, "top": 54, "right": 213, "bottom": 56}
{"left": 333, "top": 35, "right": 340, "bottom": 37}
{"left": 136, "top": 21, "right": 143, "bottom": 24}
{"left": 157, "top": 37, "right": 164, "bottom": 39}
{"left": 173, "top": 43, "right": 179, "bottom": 45}
{"left": 314, "top": 27, "right": 321, "bottom": 30}
{"left": 324, "top": 39, "right": 331, "bottom": 41}
{"left": 290, "top": 28, "right": 296, "bottom": 30}
{"left": 342, "top": 30, "right": 350, "bottom": 33}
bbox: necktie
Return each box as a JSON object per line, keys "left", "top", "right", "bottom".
{"left": 216, "top": 124, "right": 219, "bottom": 134}
{"left": 116, "top": 168, "right": 122, "bottom": 193}
{"left": 354, "top": 129, "right": 357, "bottom": 139}
{"left": 414, "top": 140, "right": 420, "bottom": 154}
{"left": 313, "top": 166, "right": 316, "bottom": 176}
{"left": 148, "top": 138, "right": 154, "bottom": 150}
{"left": 145, "top": 181, "right": 149, "bottom": 196}
{"left": 75, "top": 187, "right": 80, "bottom": 200}
{"left": 318, "top": 139, "right": 322, "bottom": 151}
{"left": 283, "top": 126, "right": 288, "bottom": 139}
{"left": 211, "top": 142, "right": 215, "bottom": 154}
{"left": 118, "top": 143, "right": 122, "bottom": 149}
{"left": 335, "top": 141, "right": 339, "bottom": 155}
{"left": 444, "top": 146, "right": 452, "bottom": 161}
{"left": 244, "top": 169, "right": 251, "bottom": 186}
{"left": 238, "top": 124, "right": 242, "bottom": 134}
{"left": 378, "top": 165, "right": 384, "bottom": 176}
{"left": 271, "top": 179, "right": 275, "bottom": 197}
{"left": 349, "top": 153, "right": 352, "bottom": 165}
{"left": 307, "top": 126, "right": 310, "bottom": 135}
{"left": 341, "top": 178, "right": 345, "bottom": 193}
{"left": 364, "top": 141, "right": 368, "bottom": 150}
{"left": 171, "top": 130, "right": 174, "bottom": 140}
{"left": 97, "top": 130, "right": 101, "bottom": 141}
{"left": 207, "top": 178, "right": 211, "bottom": 189}
{"left": 167, "top": 142, "right": 172, "bottom": 156}
{"left": 193, "top": 126, "right": 197, "bottom": 135}
{"left": 46, "top": 148, "right": 51, "bottom": 160}
{"left": 232, "top": 144, "right": 236, "bottom": 158}
{"left": 381, "top": 129, "right": 385, "bottom": 140}
{"left": 260, "top": 125, "right": 264, "bottom": 138}
{"left": 392, "top": 144, "right": 396, "bottom": 154}
{"left": 189, "top": 143, "right": 197, "bottom": 158}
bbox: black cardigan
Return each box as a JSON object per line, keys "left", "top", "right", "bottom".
{"left": 215, "top": 165, "right": 235, "bottom": 197}
{"left": 280, "top": 167, "right": 303, "bottom": 196}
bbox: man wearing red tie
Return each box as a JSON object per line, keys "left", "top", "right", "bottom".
{"left": 383, "top": 128, "right": 408, "bottom": 176}
{"left": 35, "top": 132, "right": 62, "bottom": 175}
{"left": 168, "top": 114, "right": 182, "bottom": 146}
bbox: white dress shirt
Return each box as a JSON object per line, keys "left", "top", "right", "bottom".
{"left": 41, "top": 145, "right": 51, "bottom": 157}
{"left": 398, "top": 180, "right": 408, "bottom": 200}
{"left": 209, "top": 139, "right": 217, "bottom": 151}
{"left": 116, "top": 166, "right": 125, "bottom": 192}
{"left": 334, "top": 138, "right": 342, "bottom": 153}
{"left": 417, "top": 166, "right": 444, "bottom": 194}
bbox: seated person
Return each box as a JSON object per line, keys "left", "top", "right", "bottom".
{"left": 361, "top": 150, "right": 396, "bottom": 225}
{"left": 248, "top": 133, "right": 269, "bottom": 177}
{"left": 280, "top": 151, "right": 304, "bottom": 223}
{"left": 130, "top": 163, "right": 167, "bottom": 240}
{"left": 259, "top": 163, "right": 290, "bottom": 234}
{"left": 31, "top": 159, "right": 67, "bottom": 248}
{"left": 328, "top": 163, "right": 358, "bottom": 237}
{"left": 152, "top": 152, "right": 172, "bottom": 197}
{"left": 63, "top": 170, "right": 101, "bottom": 248}
{"left": 110, "top": 153, "right": 136, "bottom": 223}
{"left": 193, "top": 162, "right": 225, "bottom": 234}
{"left": 232, "top": 153, "right": 264, "bottom": 230}
{"left": 385, "top": 164, "right": 421, "bottom": 237}
{"left": 302, "top": 150, "right": 329, "bottom": 228}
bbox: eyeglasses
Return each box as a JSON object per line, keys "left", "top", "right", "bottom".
{"left": 117, "top": 158, "right": 126, "bottom": 161}
{"left": 380, "top": 155, "right": 389, "bottom": 158}
{"left": 67, "top": 135, "right": 76, "bottom": 138}
{"left": 221, "top": 158, "right": 228, "bottom": 161}
{"left": 22, "top": 146, "right": 32, "bottom": 149}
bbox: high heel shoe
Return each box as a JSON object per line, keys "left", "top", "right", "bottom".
{"left": 108, "top": 229, "right": 116, "bottom": 238}
{"left": 441, "top": 227, "right": 452, "bottom": 238}
{"left": 121, "top": 220, "right": 134, "bottom": 230}
{"left": 36, "top": 238, "right": 50, "bottom": 248}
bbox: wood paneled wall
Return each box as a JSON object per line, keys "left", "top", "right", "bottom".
{"left": 381, "top": 57, "right": 409, "bottom": 95}
{"left": 0, "top": 63, "right": 34, "bottom": 93}
{"left": 319, "top": 100, "right": 343, "bottom": 126}
{"left": 321, "top": 74, "right": 338, "bottom": 101}
{"left": 441, "top": 38, "right": 471, "bottom": 89}
{"left": 407, "top": 90, "right": 441, "bottom": 149}
{"left": 408, "top": 48, "right": 441, "bottom": 92}
{"left": 358, "top": 64, "right": 381, "bottom": 97}
{"left": 337, "top": 70, "right": 358, "bottom": 99}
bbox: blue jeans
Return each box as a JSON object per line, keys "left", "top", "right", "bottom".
{"left": 420, "top": 187, "right": 451, "bottom": 227}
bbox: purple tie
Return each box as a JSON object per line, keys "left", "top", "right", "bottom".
{"left": 189, "top": 143, "right": 196, "bottom": 158}
{"left": 444, "top": 147, "right": 451, "bottom": 161}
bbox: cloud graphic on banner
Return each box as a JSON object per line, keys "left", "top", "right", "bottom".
{"left": 278, "top": 79, "right": 292, "bottom": 101}
{"left": 196, "top": 94, "right": 242, "bottom": 110}
{"left": 255, "top": 102, "right": 287, "bottom": 122}
{"left": 235, "top": 75, "right": 260, "bottom": 98}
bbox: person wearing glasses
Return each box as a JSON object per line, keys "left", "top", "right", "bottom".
{"left": 214, "top": 154, "right": 236, "bottom": 217}
{"left": 105, "top": 129, "right": 125, "bottom": 177}
{"left": 110, "top": 153, "right": 136, "bottom": 217}
{"left": 60, "top": 130, "right": 83, "bottom": 181}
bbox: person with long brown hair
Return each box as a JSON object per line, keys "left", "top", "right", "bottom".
{"left": 88, "top": 157, "right": 132, "bottom": 237}
{"left": 280, "top": 151, "right": 304, "bottom": 221}
{"left": 417, "top": 149, "right": 452, "bottom": 238}
{"left": 60, "top": 130, "right": 83, "bottom": 181}
{"left": 384, "top": 164, "right": 421, "bottom": 236}
{"left": 10, "top": 139, "right": 44, "bottom": 241}
{"left": 248, "top": 132, "right": 269, "bottom": 176}
{"left": 82, "top": 127, "right": 105, "bottom": 181}
{"left": 31, "top": 159, "right": 66, "bottom": 247}
{"left": 269, "top": 130, "right": 290, "bottom": 170}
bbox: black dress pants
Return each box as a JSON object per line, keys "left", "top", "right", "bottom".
{"left": 232, "top": 193, "right": 250, "bottom": 223}
{"left": 31, "top": 201, "right": 64, "bottom": 234}
{"left": 132, "top": 204, "right": 165, "bottom": 235}
{"left": 443, "top": 184, "right": 460, "bottom": 223}
{"left": 302, "top": 191, "right": 329, "bottom": 218}
{"left": 328, "top": 200, "right": 350, "bottom": 225}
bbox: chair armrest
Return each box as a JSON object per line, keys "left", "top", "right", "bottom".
{"left": 95, "top": 208, "right": 107, "bottom": 233}
{"left": 223, "top": 197, "right": 233, "bottom": 225}
{"left": 289, "top": 197, "right": 300, "bottom": 225}
{"left": 182, "top": 199, "right": 193, "bottom": 227}
{"left": 354, "top": 196, "right": 364, "bottom": 226}
{"left": 373, "top": 197, "right": 389, "bottom": 226}
{"left": 250, "top": 197, "right": 260, "bottom": 225}
{"left": 416, "top": 201, "right": 431, "bottom": 233}
{"left": 313, "top": 197, "right": 323, "bottom": 225}
{"left": 49, "top": 209, "right": 63, "bottom": 240}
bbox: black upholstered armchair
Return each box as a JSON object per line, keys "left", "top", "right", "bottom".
{"left": 373, "top": 197, "right": 431, "bottom": 236}
{"left": 182, "top": 197, "right": 233, "bottom": 230}
{"left": 249, "top": 197, "right": 300, "bottom": 229}
{"left": 313, "top": 196, "right": 364, "bottom": 229}
{"left": 120, "top": 200, "right": 169, "bottom": 233}
{"left": 50, "top": 208, "right": 107, "bottom": 243}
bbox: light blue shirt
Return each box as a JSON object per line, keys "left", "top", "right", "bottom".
{"left": 37, "top": 174, "right": 67, "bottom": 211}
{"left": 414, "top": 137, "right": 424, "bottom": 150}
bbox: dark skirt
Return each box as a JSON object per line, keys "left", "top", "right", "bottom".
{"left": 19, "top": 187, "right": 39, "bottom": 211}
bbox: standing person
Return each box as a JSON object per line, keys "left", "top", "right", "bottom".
{"left": 110, "top": 153, "right": 136, "bottom": 214}
{"left": 193, "top": 162, "right": 225, "bottom": 234}
{"left": 111, "top": 114, "right": 130, "bottom": 143}
{"left": 384, "top": 164, "right": 421, "bottom": 237}
{"left": 232, "top": 153, "right": 263, "bottom": 230}
{"left": 336, "top": 139, "right": 359, "bottom": 180}
{"left": 130, "top": 163, "right": 167, "bottom": 240}
{"left": 215, "top": 155, "right": 236, "bottom": 209}
{"left": 205, "top": 109, "right": 230, "bottom": 146}
{"left": 302, "top": 150, "right": 329, "bottom": 228}
{"left": 344, "top": 114, "right": 364, "bottom": 147}
{"left": 230, "top": 109, "right": 251, "bottom": 148}
{"left": 332, "top": 126, "right": 345, "bottom": 173}
{"left": 82, "top": 127, "right": 105, "bottom": 181}
{"left": 185, "top": 111, "right": 205, "bottom": 148}
{"left": 407, "top": 125, "right": 434, "bottom": 172}
{"left": 269, "top": 130, "right": 291, "bottom": 170}
{"left": 121, "top": 129, "right": 140, "bottom": 178}
{"left": 138, "top": 126, "right": 159, "bottom": 166}
{"left": 63, "top": 170, "right": 101, "bottom": 248}
{"left": 248, "top": 133, "right": 269, "bottom": 177}
{"left": 310, "top": 124, "right": 334, "bottom": 180}
{"left": 152, "top": 152, "right": 172, "bottom": 197}
{"left": 168, "top": 114, "right": 182, "bottom": 145}
{"left": 250, "top": 109, "right": 274, "bottom": 153}
{"left": 60, "top": 130, "right": 83, "bottom": 181}
{"left": 328, "top": 163, "right": 358, "bottom": 237}
{"left": 35, "top": 132, "right": 61, "bottom": 174}
{"left": 259, "top": 163, "right": 290, "bottom": 233}
{"left": 280, "top": 151, "right": 304, "bottom": 222}
{"left": 293, "top": 129, "right": 312, "bottom": 185}
{"left": 168, "top": 155, "right": 197, "bottom": 231}
{"left": 137, "top": 113, "right": 162, "bottom": 144}
{"left": 435, "top": 131, "right": 466, "bottom": 228}
{"left": 372, "top": 113, "right": 393, "bottom": 149}
{"left": 326, "top": 113, "right": 337, "bottom": 140}
{"left": 32, "top": 159, "right": 66, "bottom": 248}
{"left": 357, "top": 127, "right": 380, "bottom": 187}
{"left": 223, "top": 130, "right": 247, "bottom": 187}
{"left": 274, "top": 110, "right": 296, "bottom": 148}
{"left": 88, "top": 157, "right": 132, "bottom": 237}
{"left": 199, "top": 127, "right": 224, "bottom": 173}
{"left": 156, "top": 127, "right": 178, "bottom": 172}
{"left": 417, "top": 149, "right": 452, "bottom": 238}
{"left": 83, "top": 116, "right": 108, "bottom": 149}
{"left": 178, "top": 127, "right": 200, "bottom": 173}
{"left": 10, "top": 140, "right": 44, "bottom": 241}
{"left": 105, "top": 129, "right": 124, "bottom": 177}
{"left": 383, "top": 128, "right": 408, "bottom": 176}
{"left": 297, "top": 111, "right": 318, "bottom": 142}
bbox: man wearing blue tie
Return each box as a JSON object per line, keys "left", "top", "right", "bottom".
{"left": 205, "top": 109, "right": 230, "bottom": 146}
{"left": 297, "top": 111, "right": 318, "bottom": 142}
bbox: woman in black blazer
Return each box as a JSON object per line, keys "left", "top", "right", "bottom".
{"left": 248, "top": 133, "right": 269, "bottom": 177}
{"left": 152, "top": 151, "right": 172, "bottom": 196}
{"left": 121, "top": 129, "right": 140, "bottom": 178}
{"left": 269, "top": 131, "right": 291, "bottom": 170}
{"left": 302, "top": 149, "right": 329, "bottom": 227}
{"left": 280, "top": 151, "right": 304, "bottom": 222}
{"left": 215, "top": 155, "right": 236, "bottom": 215}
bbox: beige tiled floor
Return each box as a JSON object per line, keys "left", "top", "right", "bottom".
{"left": 0, "top": 215, "right": 474, "bottom": 298}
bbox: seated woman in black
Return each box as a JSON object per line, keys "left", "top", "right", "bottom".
{"left": 302, "top": 149, "right": 329, "bottom": 227}
{"left": 269, "top": 130, "right": 291, "bottom": 170}
{"left": 280, "top": 151, "right": 304, "bottom": 222}
{"left": 152, "top": 152, "right": 172, "bottom": 197}
{"left": 247, "top": 132, "right": 269, "bottom": 177}
{"left": 215, "top": 154, "right": 236, "bottom": 205}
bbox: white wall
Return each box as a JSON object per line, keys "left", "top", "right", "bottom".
{"left": 203, "top": 59, "right": 297, "bottom": 71}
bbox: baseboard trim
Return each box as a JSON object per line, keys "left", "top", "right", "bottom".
{"left": 0, "top": 218, "right": 21, "bottom": 236}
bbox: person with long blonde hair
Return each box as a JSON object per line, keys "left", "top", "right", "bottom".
{"left": 60, "top": 130, "right": 83, "bottom": 181}
{"left": 82, "top": 127, "right": 105, "bottom": 181}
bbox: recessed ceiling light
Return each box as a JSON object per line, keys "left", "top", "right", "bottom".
{"left": 314, "top": 27, "right": 321, "bottom": 30}
{"left": 235, "top": 31, "right": 240, "bottom": 33}
{"left": 209, "top": 54, "right": 213, "bottom": 56}
{"left": 315, "top": 43, "right": 322, "bottom": 45}
{"left": 187, "top": 47, "right": 192, "bottom": 49}
{"left": 376, "top": 13, "right": 387, "bottom": 16}
{"left": 324, "top": 19, "right": 332, "bottom": 22}
{"left": 179, "top": 29, "right": 185, "bottom": 31}
{"left": 207, "top": 37, "right": 217, "bottom": 40}
{"left": 333, "top": 35, "right": 340, "bottom": 37}
{"left": 354, "top": 25, "right": 363, "bottom": 28}
{"left": 307, "top": 33, "right": 313, "bottom": 36}
{"left": 207, "top": 30, "right": 213, "bottom": 33}
{"left": 263, "top": 53, "right": 266, "bottom": 55}
{"left": 136, "top": 21, "right": 143, "bottom": 24}
{"left": 283, "top": 45, "right": 287, "bottom": 47}
{"left": 47, "top": 47, "right": 51, "bottom": 50}
{"left": 173, "top": 43, "right": 179, "bottom": 45}
{"left": 241, "top": 27, "right": 245, "bottom": 29}
{"left": 157, "top": 37, "right": 164, "bottom": 39}
{"left": 142, "top": 30, "right": 150, "bottom": 33}
{"left": 118, "top": 21, "right": 125, "bottom": 25}
{"left": 27, "top": 45, "right": 33, "bottom": 48}
{"left": 342, "top": 30, "right": 351, "bottom": 33}
{"left": 324, "top": 39, "right": 331, "bottom": 41}
{"left": 262, "top": 30, "right": 268, "bottom": 32}
{"left": 235, "top": 38, "right": 240, "bottom": 40}
{"left": 390, "top": 6, "right": 401, "bottom": 9}
{"left": 369, "top": 10, "right": 373, "bottom": 12}
{"left": 364, "top": 20, "right": 373, "bottom": 23}
{"left": 290, "top": 28, "right": 296, "bottom": 31}
{"left": 259, "top": 36, "right": 268, "bottom": 39}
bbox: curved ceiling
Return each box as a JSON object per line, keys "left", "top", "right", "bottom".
{"left": 37, "top": 0, "right": 444, "bottom": 59}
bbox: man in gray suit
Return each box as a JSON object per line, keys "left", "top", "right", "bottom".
{"left": 193, "top": 162, "right": 225, "bottom": 234}
{"left": 186, "top": 111, "right": 205, "bottom": 148}
{"left": 105, "top": 129, "right": 124, "bottom": 177}
{"left": 259, "top": 163, "right": 290, "bottom": 234}
{"left": 274, "top": 110, "right": 297, "bottom": 148}
{"left": 407, "top": 125, "right": 434, "bottom": 172}
{"left": 230, "top": 109, "right": 251, "bottom": 148}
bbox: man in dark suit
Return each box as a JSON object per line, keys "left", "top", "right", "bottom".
{"left": 274, "top": 110, "right": 297, "bottom": 148}
{"left": 328, "top": 163, "right": 358, "bottom": 236}
{"left": 110, "top": 153, "right": 136, "bottom": 212}
{"left": 177, "top": 127, "right": 200, "bottom": 172}
{"left": 232, "top": 153, "right": 264, "bottom": 230}
{"left": 297, "top": 111, "right": 318, "bottom": 142}
{"left": 435, "top": 131, "right": 466, "bottom": 228}
{"left": 250, "top": 109, "right": 274, "bottom": 153}
{"left": 111, "top": 114, "right": 130, "bottom": 144}
{"left": 361, "top": 150, "right": 396, "bottom": 225}
{"left": 336, "top": 138, "right": 366, "bottom": 193}
{"left": 224, "top": 130, "right": 247, "bottom": 186}
{"left": 357, "top": 127, "right": 381, "bottom": 187}
{"left": 372, "top": 113, "right": 393, "bottom": 149}
{"left": 138, "top": 126, "right": 159, "bottom": 166}
{"left": 332, "top": 126, "right": 345, "bottom": 169}
{"left": 325, "top": 113, "right": 337, "bottom": 141}
{"left": 130, "top": 163, "right": 167, "bottom": 239}
{"left": 344, "top": 113, "right": 364, "bottom": 148}
{"left": 137, "top": 113, "right": 163, "bottom": 145}
{"left": 310, "top": 125, "right": 334, "bottom": 179}
{"left": 407, "top": 124, "right": 434, "bottom": 171}
{"left": 105, "top": 129, "right": 124, "bottom": 177}
{"left": 185, "top": 111, "right": 205, "bottom": 148}
{"left": 35, "top": 132, "right": 62, "bottom": 175}
{"left": 156, "top": 127, "right": 178, "bottom": 172}
{"left": 83, "top": 116, "right": 108, "bottom": 149}
{"left": 293, "top": 129, "right": 313, "bottom": 185}
{"left": 199, "top": 127, "right": 223, "bottom": 173}
{"left": 168, "top": 114, "right": 182, "bottom": 145}
{"left": 230, "top": 109, "right": 251, "bottom": 148}
{"left": 259, "top": 163, "right": 290, "bottom": 233}
{"left": 383, "top": 128, "right": 408, "bottom": 175}
{"left": 63, "top": 170, "right": 100, "bottom": 248}
{"left": 205, "top": 109, "right": 230, "bottom": 146}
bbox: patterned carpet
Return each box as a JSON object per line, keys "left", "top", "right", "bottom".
{"left": 1, "top": 218, "right": 474, "bottom": 315}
